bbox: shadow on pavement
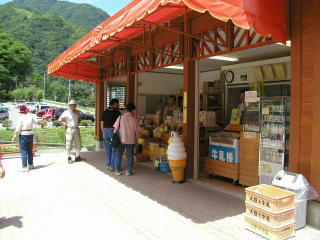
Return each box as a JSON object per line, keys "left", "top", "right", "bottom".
{"left": 34, "top": 163, "right": 54, "bottom": 170}
{"left": 0, "top": 216, "right": 23, "bottom": 229}
{"left": 80, "top": 151, "right": 245, "bottom": 224}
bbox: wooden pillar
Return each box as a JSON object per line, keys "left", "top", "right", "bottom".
{"left": 126, "top": 74, "right": 135, "bottom": 104}
{"left": 182, "top": 11, "right": 196, "bottom": 179}
{"left": 95, "top": 56, "right": 105, "bottom": 141}
{"left": 95, "top": 78, "right": 104, "bottom": 140}
{"left": 125, "top": 47, "right": 135, "bottom": 105}
{"left": 290, "top": 0, "right": 320, "bottom": 193}
{"left": 310, "top": 0, "right": 320, "bottom": 194}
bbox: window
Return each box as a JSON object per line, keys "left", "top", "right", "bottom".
{"left": 106, "top": 85, "right": 126, "bottom": 109}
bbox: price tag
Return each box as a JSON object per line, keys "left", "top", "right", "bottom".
{"left": 245, "top": 91, "right": 258, "bottom": 103}
{"left": 262, "top": 107, "right": 270, "bottom": 115}
{"left": 243, "top": 132, "right": 256, "bottom": 139}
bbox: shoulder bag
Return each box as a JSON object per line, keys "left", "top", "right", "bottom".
{"left": 110, "top": 116, "right": 122, "bottom": 148}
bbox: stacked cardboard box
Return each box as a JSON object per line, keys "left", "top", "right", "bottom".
{"left": 149, "top": 142, "right": 168, "bottom": 161}
{"left": 245, "top": 184, "right": 296, "bottom": 240}
{"left": 203, "top": 80, "right": 225, "bottom": 94}
{"left": 137, "top": 137, "right": 162, "bottom": 160}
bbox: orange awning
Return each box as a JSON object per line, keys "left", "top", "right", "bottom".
{"left": 48, "top": 0, "right": 288, "bottom": 82}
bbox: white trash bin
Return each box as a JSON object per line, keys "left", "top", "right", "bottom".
{"left": 272, "top": 170, "right": 318, "bottom": 229}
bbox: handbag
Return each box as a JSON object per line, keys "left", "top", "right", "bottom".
{"left": 110, "top": 116, "right": 122, "bottom": 148}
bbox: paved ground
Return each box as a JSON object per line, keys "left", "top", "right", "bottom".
{"left": 1, "top": 151, "right": 320, "bottom": 240}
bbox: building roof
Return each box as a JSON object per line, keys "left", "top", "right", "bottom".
{"left": 48, "top": 0, "right": 288, "bottom": 82}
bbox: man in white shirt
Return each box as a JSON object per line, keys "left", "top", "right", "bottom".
{"left": 12, "top": 105, "right": 39, "bottom": 172}
{"left": 59, "top": 100, "right": 83, "bottom": 163}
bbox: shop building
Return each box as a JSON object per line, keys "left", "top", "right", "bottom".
{"left": 48, "top": 0, "right": 320, "bottom": 226}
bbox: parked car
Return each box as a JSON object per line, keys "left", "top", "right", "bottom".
{"left": 42, "top": 108, "right": 59, "bottom": 121}
{"left": 36, "top": 105, "right": 52, "bottom": 117}
{"left": 51, "top": 108, "right": 67, "bottom": 121}
{"left": 25, "top": 102, "right": 38, "bottom": 113}
{"left": 33, "top": 104, "right": 49, "bottom": 114}
{"left": 79, "top": 111, "right": 95, "bottom": 123}
{"left": 0, "top": 103, "right": 8, "bottom": 111}
{"left": 0, "top": 107, "right": 9, "bottom": 122}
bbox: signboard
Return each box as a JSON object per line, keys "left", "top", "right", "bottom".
{"left": 209, "top": 143, "right": 239, "bottom": 164}
{"left": 245, "top": 91, "right": 259, "bottom": 103}
{"left": 183, "top": 91, "right": 187, "bottom": 123}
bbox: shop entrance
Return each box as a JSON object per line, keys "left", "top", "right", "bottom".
{"left": 197, "top": 43, "right": 291, "bottom": 189}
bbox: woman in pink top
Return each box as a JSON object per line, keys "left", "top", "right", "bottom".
{"left": 113, "top": 103, "right": 140, "bottom": 176}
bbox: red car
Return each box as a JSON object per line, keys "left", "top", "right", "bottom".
{"left": 37, "top": 108, "right": 50, "bottom": 117}
{"left": 42, "top": 108, "right": 59, "bottom": 121}
{"left": 36, "top": 105, "right": 52, "bottom": 117}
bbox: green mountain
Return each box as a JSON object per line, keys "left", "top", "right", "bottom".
{"left": 0, "top": 1, "right": 105, "bottom": 103}
{"left": 11, "top": 0, "right": 109, "bottom": 30}
{"left": 0, "top": 3, "right": 87, "bottom": 74}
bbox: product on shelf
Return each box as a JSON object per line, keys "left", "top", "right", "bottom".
{"left": 259, "top": 97, "right": 290, "bottom": 185}
{"left": 199, "top": 111, "right": 217, "bottom": 127}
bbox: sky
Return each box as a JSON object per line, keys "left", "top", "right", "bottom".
{"left": 0, "top": 0, "right": 132, "bottom": 15}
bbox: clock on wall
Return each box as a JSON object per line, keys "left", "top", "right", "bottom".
{"left": 225, "top": 70, "right": 234, "bottom": 83}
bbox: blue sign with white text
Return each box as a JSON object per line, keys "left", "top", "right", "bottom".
{"left": 209, "top": 143, "right": 238, "bottom": 164}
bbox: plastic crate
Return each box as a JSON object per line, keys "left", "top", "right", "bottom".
{"left": 245, "top": 216, "right": 295, "bottom": 240}
{"left": 246, "top": 203, "right": 295, "bottom": 227}
{"left": 245, "top": 185, "right": 295, "bottom": 213}
{"left": 159, "top": 162, "right": 171, "bottom": 173}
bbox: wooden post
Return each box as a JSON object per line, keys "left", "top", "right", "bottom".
{"left": 126, "top": 74, "right": 135, "bottom": 104}
{"left": 182, "top": 11, "right": 197, "bottom": 179}
{"left": 310, "top": 0, "right": 320, "bottom": 195}
{"left": 125, "top": 47, "right": 136, "bottom": 105}
{"left": 95, "top": 57, "right": 105, "bottom": 141}
{"left": 95, "top": 79, "right": 104, "bottom": 141}
{"left": 290, "top": 0, "right": 320, "bottom": 194}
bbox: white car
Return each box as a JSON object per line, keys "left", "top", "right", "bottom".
{"left": 0, "top": 103, "right": 8, "bottom": 111}
{"left": 25, "top": 102, "right": 38, "bottom": 113}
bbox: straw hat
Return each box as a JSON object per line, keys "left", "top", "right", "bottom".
{"left": 69, "top": 99, "right": 77, "bottom": 105}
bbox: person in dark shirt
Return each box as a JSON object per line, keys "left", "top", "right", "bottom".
{"left": 100, "top": 99, "right": 121, "bottom": 171}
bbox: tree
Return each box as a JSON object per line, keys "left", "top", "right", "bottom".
{"left": 0, "top": 28, "right": 32, "bottom": 100}
{"left": 36, "top": 89, "right": 43, "bottom": 101}
{"left": 27, "top": 72, "right": 43, "bottom": 88}
{"left": 11, "top": 87, "right": 43, "bottom": 101}
{"left": 49, "top": 81, "right": 67, "bottom": 102}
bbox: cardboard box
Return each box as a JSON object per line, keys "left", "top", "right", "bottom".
{"left": 149, "top": 142, "right": 167, "bottom": 161}
{"left": 203, "top": 81, "right": 215, "bottom": 93}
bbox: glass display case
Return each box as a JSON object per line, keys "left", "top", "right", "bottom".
{"left": 243, "top": 101, "right": 260, "bottom": 132}
{"left": 259, "top": 97, "right": 291, "bottom": 185}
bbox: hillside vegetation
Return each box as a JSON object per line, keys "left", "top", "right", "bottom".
{"left": 0, "top": 0, "right": 108, "bottom": 104}
{"left": 11, "top": 0, "right": 109, "bottom": 30}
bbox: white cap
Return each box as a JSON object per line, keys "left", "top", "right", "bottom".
{"left": 69, "top": 99, "right": 77, "bottom": 105}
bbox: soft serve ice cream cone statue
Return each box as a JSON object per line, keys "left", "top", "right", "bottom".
{"left": 167, "top": 131, "right": 187, "bottom": 183}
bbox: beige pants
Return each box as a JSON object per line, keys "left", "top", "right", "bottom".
{"left": 65, "top": 128, "right": 82, "bottom": 152}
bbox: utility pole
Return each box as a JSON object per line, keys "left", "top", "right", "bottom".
{"left": 68, "top": 79, "right": 71, "bottom": 103}
{"left": 43, "top": 73, "right": 46, "bottom": 101}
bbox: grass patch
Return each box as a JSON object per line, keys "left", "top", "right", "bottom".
{"left": 0, "top": 127, "right": 96, "bottom": 151}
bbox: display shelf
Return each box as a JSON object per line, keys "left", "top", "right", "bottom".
{"left": 244, "top": 101, "right": 260, "bottom": 133}
{"left": 200, "top": 92, "right": 225, "bottom": 126}
{"left": 259, "top": 97, "right": 290, "bottom": 185}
